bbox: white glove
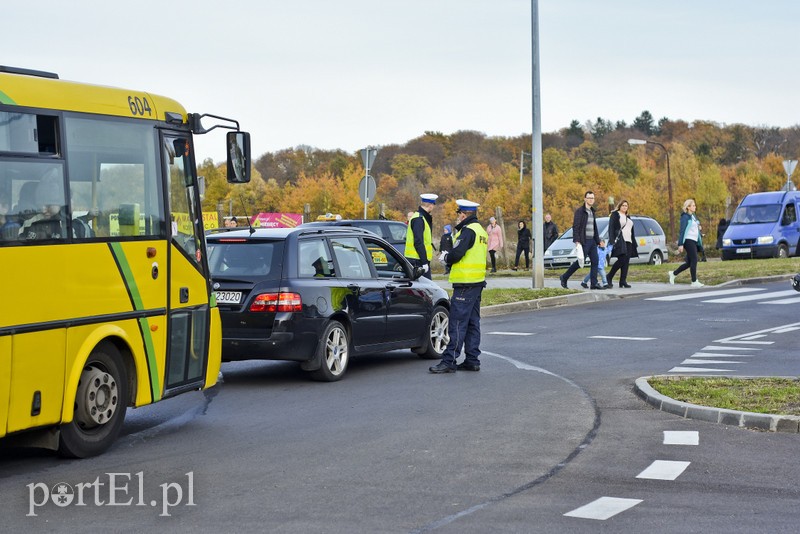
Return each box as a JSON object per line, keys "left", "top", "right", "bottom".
{"left": 437, "top": 251, "right": 449, "bottom": 266}
{"left": 422, "top": 264, "right": 429, "bottom": 273}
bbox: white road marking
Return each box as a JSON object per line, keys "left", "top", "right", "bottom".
{"left": 771, "top": 326, "right": 800, "bottom": 333}
{"left": 701, "top": 346, "right": 760, "bottom": 352}
{"left": 760, "top": 297, "right": 800, "bottom": 305}
{"left": 563, "top": 497, "right": 643, "bottom": 520}
{"left": 681, "top": 359, "right": 741, "bottom": 365}
{"left": 702, "top": 290, "right": 797, "bottom": 304}
{"left": 589, "top": 335, "right": 656, "bottom": 341}
{"left": 636, "top": 460, "right": 691, "bottom": 480}
{"left": 715, "top": 322, "right": 800, "bottom": 344}
{"left": 485, "top": 332, "right": 534, "bottom": 336}
{"left": 663, "top": 431, "right": 699, "bottom": 445}
{"left": 689, "top": 352, "right": 754, "bottom": 358}
{"left": 646, "top": 288, "right": 763, "bottom": 301}
{"left": 668, "top": 366, "right": 733, "bottom": 373}
{"left": 740, "top": 334, "right": 768, "bottom": 340}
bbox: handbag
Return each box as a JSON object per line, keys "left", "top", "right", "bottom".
{"left": 575, "top": 242, "right": 584, "bottom": 266}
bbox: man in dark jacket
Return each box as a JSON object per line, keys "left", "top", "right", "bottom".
{"left": 559, "top": 191, "right": 605, "bottom": 289}
{"left": 543, "top": 213, "right": 559, "bottom": 252}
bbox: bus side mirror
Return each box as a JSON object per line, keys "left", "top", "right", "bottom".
{"left": 226, "top": 131, "right": 251, "bottom": 184}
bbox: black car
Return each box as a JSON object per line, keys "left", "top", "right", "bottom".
{"left": 206, "top": 226, "right": 450, "bottom": 381}
{"left": 300, "top": 219, "right": 409, "bottom": 255}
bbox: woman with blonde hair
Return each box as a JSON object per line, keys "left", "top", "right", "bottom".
{"left": 669, "top": 198, "right": 704, "bottom": 287}
{"left": 606, "top": 199, "right": 638, "bottom": 288}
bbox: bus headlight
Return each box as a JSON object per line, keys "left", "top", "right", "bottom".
{"left": 757, "top": 236, "right": 774, "bottom": 245}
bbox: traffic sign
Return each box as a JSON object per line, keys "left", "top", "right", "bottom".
{"left": 360, "top": 148, "right": 377, "bottom": 170}
{"left": 359, "top": 175, "right": 376, "bottom": 203}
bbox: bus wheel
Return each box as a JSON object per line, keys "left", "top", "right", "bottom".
{"left": 58, "top": 343, "right": 129, "bottom": 458}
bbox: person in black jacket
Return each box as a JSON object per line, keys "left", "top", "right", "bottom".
{"left": 605, "top": 199, "right": 638, "bottom": 288}
{"left": 512, "top": 220, "right": 531, "bottom": 270}
{"left": 543, "top": 213, "right": 559, "bottom": 252}
{"left": 559, "top": 191, "right": 605, "bottom": 289}
{"left": 439, "top": 224, "right": 453, "bottom": 273}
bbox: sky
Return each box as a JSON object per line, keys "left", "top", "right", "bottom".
{"left": 5, "top": 0, "right": 800, "bottom": 163}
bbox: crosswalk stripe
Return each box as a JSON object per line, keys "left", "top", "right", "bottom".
{"left": 646, "top": 288, "right": 763, "bottom": 301}
{"left": 681, "top": 358, "right": 740, "bottom": 364}
{"left": 701, "top": 346, "right": 760, "bottom": 351}
{"left": 668, "top": 366, "right": 733, "bottom": 373}
{"left": 702, "top": 290, "right": 797, "bottom": 303}
{"left": 690, "top": 352, "right": 754, "bottom": 358}
{"left": 761, "top": 297, "right": 800, "bottom": 305}
{"left": 563, "top": 497, "right": 643, "bottom": 520}
{"left": 663, "top": 431, "right": 699, "bottom": 445}
{"left": 636, "top": 460, "right": 691, "bottom": 480}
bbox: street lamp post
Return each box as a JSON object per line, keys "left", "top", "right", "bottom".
{"left": 629, "top": 138, "right": 674, "bottom": 244}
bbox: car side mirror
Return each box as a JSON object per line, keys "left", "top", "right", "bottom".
{"left": 412, "top": 266, "right": 425, "bottom": 280}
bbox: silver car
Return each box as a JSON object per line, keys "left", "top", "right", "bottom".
{"left": 543, "top": 216, "right": 668, "bottom": 268}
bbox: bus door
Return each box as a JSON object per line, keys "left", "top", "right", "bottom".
{"left": 162, "top": 134, "right": 210, "bottom": 394}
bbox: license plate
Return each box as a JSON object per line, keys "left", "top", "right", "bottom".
{"left": 215, "top": 291, "right": 242, "bottom": 304}
{"left": 736, "top": 247, "right": 751, "bottom": 254}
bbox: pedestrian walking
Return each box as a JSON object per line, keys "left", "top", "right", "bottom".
{"left": 559, "top": 191, "right": 605, "bottom": 289}
{"left": 404, "top": 193, "right": 438, "bottom": 279}
{"left": 439, "top": 224, "right": 453, "bottom": 274}
{"left": 512, "top": 220, "right": 531, "bottom": 270}
{"left": 543, "top": 213, "right": 559, "bottom": 252}
{"left": 430, "top": 199, "right": 488, "bottom": 374}
{"left": 669, "top": 198, "right": 705, "bottom": 287}
{"left": 486, "top": 216, "right": 504, "bottom": 273}
{"left": 605, "top": 199, "right": 638, "bottom": 288}
{"left": 582, "top": 241, "right": 611, "bottom": 288}
{"left": 716, "top": 217, "right": 729, "bottom": 249}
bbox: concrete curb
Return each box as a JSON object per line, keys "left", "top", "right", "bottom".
{"left": 634, "top": 375, "right": 800, "bottom": 433}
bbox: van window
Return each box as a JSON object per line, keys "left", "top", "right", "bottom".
{"left": 642, "top": 218, "right": 664, "bottom": 236}
{"left": 633, "top": 219, "right": 648, "bottom": 239}
{"left": 781, "top": 203, "right": 796, "bottom": 226}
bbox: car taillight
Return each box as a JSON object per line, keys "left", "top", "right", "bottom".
{"left": 249, "top": 292, "right": 303, "bottom": 313}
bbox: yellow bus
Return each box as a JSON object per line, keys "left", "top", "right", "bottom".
{"left": 0, "top": 66, "right": 251, "bottom": 457}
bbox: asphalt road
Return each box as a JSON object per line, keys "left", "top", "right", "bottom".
{"left": 1, "top": 280, "right": 798, "bottom": 532}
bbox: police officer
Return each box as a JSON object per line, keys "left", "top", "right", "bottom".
{"left": 405, "top": 193, "right": 438, "bottom": 279}
{"left": 429, "top": 199, "right": 488, "bottom": 373}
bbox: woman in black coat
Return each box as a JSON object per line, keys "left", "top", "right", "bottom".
{"left": 512, "top": 220, "right": 532, "bottom": 270}
{"left": 605, "top": 199, "right": 638, "bottom": 288}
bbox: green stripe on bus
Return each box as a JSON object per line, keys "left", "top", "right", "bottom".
{"left": 0, "top": 90, "right": 15, "bottom": 104}
{"left": 109, "top": 243, "right": 161, "bottom": 401}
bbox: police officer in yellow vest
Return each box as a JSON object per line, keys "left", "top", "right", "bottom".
{"left": 405, "top": 193, "right": 438, "bottom": 279}
{"left": 430, "top": 199, "right": 488, "bottom": 373}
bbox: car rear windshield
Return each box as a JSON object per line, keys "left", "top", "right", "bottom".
{"left": 207, "top": 240, "right": 283, "bottom": 278}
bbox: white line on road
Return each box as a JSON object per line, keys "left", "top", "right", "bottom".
{"left": 486, "top": 332, "right": 534, "bottom": 336}
{"left": 589, "top": 335, "right": 656, "bottom": 341}
{"left": 681, "top": 359, "right": 741, "bottom": 365}
{"left": 690, "top": 352, "right": 755, "bottom": 358}
{"left": 636, "top": 460, "right": 691, "bottom": 480}
{"left": 646, "top": 288, "right": 763, "bottom": 301}
{"left": 668, "top": 366, "right": 733, "bottom": 373}
{"left": 663, "top": 431, "right": 699, "bottom": 445}
{"left": 715, "top": 322, "right": 800, "bottom": 344}
{"left": 740, "top": 334, "right": 767, "bottom": 340}
{"left": 702, "top": 290, "right": 797, "bottom": 304}
{"left": 563, "top": 497, "right": 643, "bottom": 520}
{"left": 760, "top": 297, "right": 800, "bottom": 305}
{"left": 701, "top": 346, "right": 760, "bottom": 352}
{"left": 771, "top": 326, "right": 800, "bottom": 333}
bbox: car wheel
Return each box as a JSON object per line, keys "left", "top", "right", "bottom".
{"left": 58, "top": 342, "right": 128, "bottom": 458}
{"left": 413, "top": 305, "right": 450, "bottom": 359}
{"left": 777, "top": 243, "right": 789, "bottom": 259}
{"left": 309, "top": 320, "right": 350, "bottom": 382}
{"left": 648, "top": 250, "right": 664, "bottom": 265}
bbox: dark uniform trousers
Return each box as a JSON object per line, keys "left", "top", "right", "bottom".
{"left": 439, "top": 284, "right": 484, "bottom": 368}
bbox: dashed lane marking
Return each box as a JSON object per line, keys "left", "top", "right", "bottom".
{"left": 485, "top": 332, "right": 535, "bottom": 336}
{"left": 663, "top": 431, "right": 699, "bottom": 445}
{"left": 589, "top": 335, "right": 656, "bottom": 340}
{"left": 563, "top": 497, "right": 643, "bottom": 520}
{"left": 636, "top": 460, "right": 691, "bottom": 480}
{"left": 646, "top": 288, "right": 763, "bottom": 301}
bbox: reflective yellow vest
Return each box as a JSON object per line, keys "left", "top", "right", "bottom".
{"left": 405, "top": 212, "right": 432, "bottom": 260}
{"left": 449, "top": 221, "right": 488, "bottom": 283}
